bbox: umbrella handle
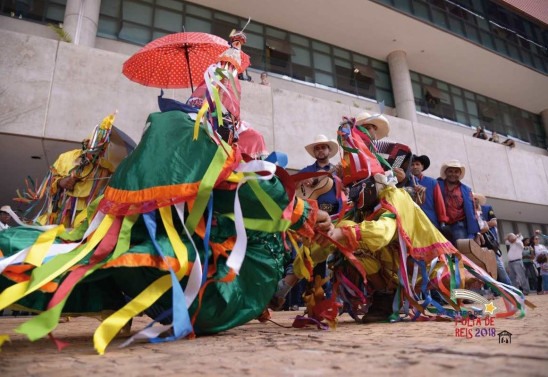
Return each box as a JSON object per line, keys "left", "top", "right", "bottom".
{"left": 184, "top": 45, "right": 194, "bottom": 92}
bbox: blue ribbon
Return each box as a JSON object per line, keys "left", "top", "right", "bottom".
{"left": 143, "top": 211, "right": 193, "bottom": 343}
{"left": 201, "top": 193, "right": 213, "bottom": 286}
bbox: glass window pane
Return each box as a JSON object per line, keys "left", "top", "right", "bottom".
{"left": 432, "top": 9, "right": 448, "bottom": 28}
{"left": 465, "top": 24, "right": 479, "bottom": 42}
{"left": 315, "top": 71, "right": 334, "bottom": 87}
{"left": 46, "top": 5, "right": 65, "bottom": 22}
{"left": 477, "top": 18, "right": 489, "bottom": 31}
{"left": 313, "top": 52, "right": 332, "bottom": 72}
{"left": 466, "top": 100, "right": 478, "bottom": 116}
{"left": 413, "top": 1, "right": 429, "bottom": 21}
{"left": 376, "top": 71, "right": 390, "bottom": 89}
{"left": 437, "top": 81, "right": 448, "bottom": 90}
{"left": 469, "top": 116, "right": 480, "bottom": 127}
{"left": 290, "top": 34, "right": 308, "bottom": 46}
{"left": 293, "top": 46, "right": 311, "bottom": 66}
{"left": 335, "top": 59, "right": 351, "bottom": 68}
{"left": 100, "top": 0, "right": 121, "bottom": 17}
{"left": 494, "top": 37, "right": 507, "bottom": 54}
{"left": 123, "top": 1, "right": 153, "bottom": 26}
{"left": 421, "top": 76, "right": 433, "bottom": 85}
{"left": 333, "top": 47, "right": 350, "bottom": 59}
{"left": 243, "top": 22, "right": 262, "bottom": 33}
{"left": 372, "top": 60, "right": 387, "bottom": 70}
{"left": 245, "top": 33, "right": 263, "bottom": 50}
{"left": 353, "top": 55, "right": 369, "bottom": 65}
{"left": 157, "top": 0, "right": 183, "bottom": 11}
{"left": 464, "top": 90, "right": 475, "bottom": 99}
{"left": 450, "top": 85, "right": 462, "bottom": 95}
{"left": 214, "top": 12, "right": 237, "bottom": 23}
{"left": 456, "top": 111, "right": 468, "bottom": 124}
{"left": 155, "top": 9, "right": 182, "bottom": 32}
{"left": 266, "top": 27, "right": 286, "bottom": 39}
{"left": 394, "top": 0, "right": 412, "bottom": 13}
{"left": 508, "top": 44, "right": 520, "bottom": 60}
{"left": 312, "top": 40, "right": 330, "bottom": 53}
{"left": 97, "top": 17, "right": 118, "bottom": 39}
{"left": 186, "top": 4, "right": 211, "bottom": 18}
{"left": 185, "top": 16, "right": 211, "bottom": 33}
{"left": 376, "top": 88, "right": 393, "bottom": 105}
{"left": 153, "top": 30, "right": 169, "bottom": 40}
{"left": 480, "top": 31, "right": 494, "bottom": 49}
{"left": 412, "top": 82, "right": 422, "bottom": 97}
{"left": 454, "top": 96, "right": 465, "bottom": 111}
{"left": 119, "top": 22, "right": 151, "bottom": 45}
{"left": 410, "top": 71, "right": 419, "bottom": 81}
{"left": 449, "top": 16, "right": 464, "bottom": 36}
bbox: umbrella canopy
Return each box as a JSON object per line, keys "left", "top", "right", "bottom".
{"left": 122, "top": 32, "right": 251, "bottom": 90}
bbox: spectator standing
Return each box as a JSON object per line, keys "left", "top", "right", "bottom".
{"left": 537, "top": 253, "right": 548, "bottom": 294}
{"left": 505, "top": 233, "right": 530, "bottom": 294}
{"left": 406, "top": 154, "right": 449, "bottom": 229}
{"left": 532, "top": 234, "right": 548, "bottom": 294}
{"left": 522, "top": 237, "right": 538, "bottom": 291}
{"left": 437, "top": 160, "right": 480, "bottom": 245}
{"left": 476, "top": 196, "right": 512, "bottom": 286}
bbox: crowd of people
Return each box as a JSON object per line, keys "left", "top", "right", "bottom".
{"left": 473, "top": 126, "right": 516, "bottom": 147}
{"left": 0, "top": 25, "right": 543, "bottom": 354}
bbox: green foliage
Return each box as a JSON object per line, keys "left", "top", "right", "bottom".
{"left": 47, "top": 23, "right": 72, "bottom": 43}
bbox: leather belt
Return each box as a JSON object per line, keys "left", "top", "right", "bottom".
{"left": 508, "top": 259, "right": 522, "bottom": 263}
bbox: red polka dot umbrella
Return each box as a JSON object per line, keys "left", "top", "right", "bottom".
{"left": 122, "top": 32, "right": 251, "bottom": 91}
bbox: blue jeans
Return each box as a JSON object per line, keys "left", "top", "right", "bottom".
{"left": 542, "top": 275, "right": 548, "bottom": 292}
{"left": 448, "top": 221, "right": 468, "bottom": 245}
{"left": 496, "top": 255, "right": 512, "bottom": 286}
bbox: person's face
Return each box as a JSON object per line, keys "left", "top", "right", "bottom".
{"left": 445, "top": 167, "right": 462, "bottom": 184}
{"left": 261, "top": 74, "right": 267, "bottom": 80}
{"left": 0, "top": 212, "right": 11, "bottom": 225}
{"left": 533, "top": 237, "right": 540, "bottom": 244}
{"left": 363, "top": 124, "right": 378, "bottom": 139}
{"left": 313, "top": 144, "right": 330, "bottom": 161}
{"left": 411, "top": 161, "right": 424, "bottom": 176}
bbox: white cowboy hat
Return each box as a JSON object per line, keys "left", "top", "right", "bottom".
{"left": 0, "top": 205, "right": 11, "bottom": 213}
{"left": 355, "top": 111, "right": 390, "bottom": 140}
{"left": 304, "top": 134, "right": 339, "bottom": 159}
{"left": 473, "top": 193, "right": 487, "bottom": 206}
{"left": 440, "top": 159, "right": 466, "bottom": 180}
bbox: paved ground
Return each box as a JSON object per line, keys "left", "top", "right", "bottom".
{"left": 0, "top": 295, "right": 546, "bottom": 377}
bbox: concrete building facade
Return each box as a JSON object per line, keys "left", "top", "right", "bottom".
{"left": 0, "top": 0, "right": 547, "bottom": 238}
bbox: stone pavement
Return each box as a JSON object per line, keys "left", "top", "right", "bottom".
{"left": 1, "top": 295, "right": 547, "bottom": 377}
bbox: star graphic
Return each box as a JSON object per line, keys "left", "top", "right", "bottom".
{"left": 484, "top": 301, "right": 497, "bottom": 315}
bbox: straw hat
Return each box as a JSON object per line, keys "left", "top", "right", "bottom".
{"left": 0, "top": 205, "right": 11, "bottom": 213}
{"left": 440, "top": 159, "right": 466, "bottom": 180}
{"left": 304, "top": 134, "right": 339, "bottom": 159}
{"left": 412, "top": 154, "right": 430, "bottom": 171}
{"left": 473, "top": 193, "right": 486, "bottom": 206}
{"left": 355, "top": 111, "right": 390, "bottom": 140}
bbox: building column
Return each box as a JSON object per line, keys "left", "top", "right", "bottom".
{"left": 63, "top": 0, "right": 101, "bottom": 47}
{"left": 387, "top": 50, "right": 417, "bottom": 123}
{"left": 541, "top": 109, "right": 548, "bottom": 146}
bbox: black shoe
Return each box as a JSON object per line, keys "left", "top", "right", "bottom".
{"left": 361, "top": 293, "right": 394, "bottom": 323}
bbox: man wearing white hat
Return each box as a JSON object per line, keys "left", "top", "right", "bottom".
{"left": 299, "top": 134, "right": 340, "bottom": 214}
{"left": 355, "top": 112, "right": 390, "bottom": 140}
{"left": 0, "top": 205, "right": 12, "bottom": 231}
{"left": 271, "top": 135, "right": 340, "bottom": 310}
{"left": 437, "top": 160, "right": 480, "bottom": 244}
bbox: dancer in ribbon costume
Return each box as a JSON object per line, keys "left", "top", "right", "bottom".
{"left": 14, "top": 113, "right": 135, "bottom": 228}
{"left": 293, "top": 116, "right": 530, "bottom": 327}
{"left": 0, "top": 30, "right": 330, "bottom": 354}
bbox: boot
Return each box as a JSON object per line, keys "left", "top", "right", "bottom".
{"left": 361, "top": 292, "right": 394, "bottom": 323}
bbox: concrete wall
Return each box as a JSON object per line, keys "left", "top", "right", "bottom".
{"left": 1, "top": 28, "right": 547, "bottom": 213}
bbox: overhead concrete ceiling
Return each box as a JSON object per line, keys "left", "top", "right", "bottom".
{"left": 189, "top": 0, "right": 548, "bottom": 113}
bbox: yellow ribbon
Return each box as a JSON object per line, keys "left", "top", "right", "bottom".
{"left": 23, "top": 225, "right": 66, "bottom": 267}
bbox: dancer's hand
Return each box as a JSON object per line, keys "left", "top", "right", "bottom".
{"left": 315, "top": 210, "right": 333, "bottom": 232}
